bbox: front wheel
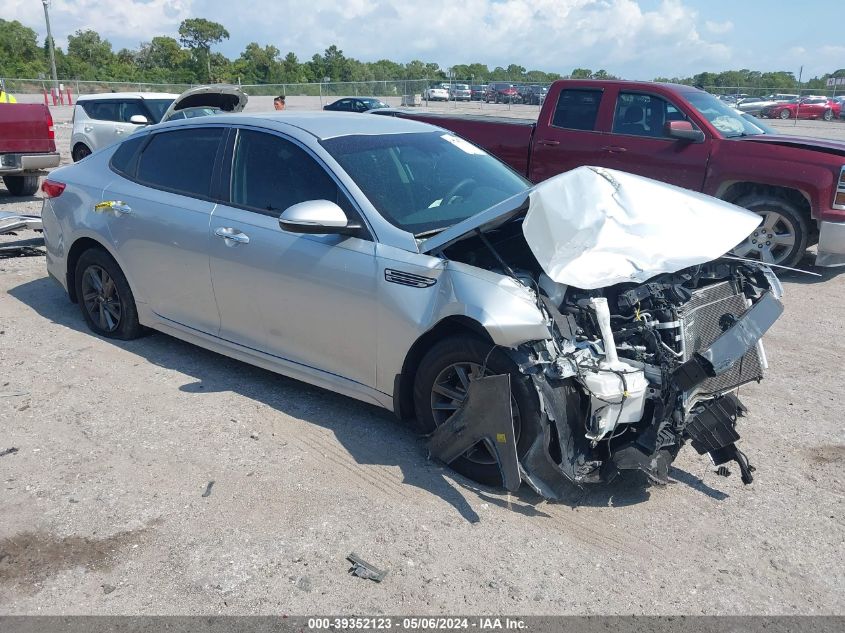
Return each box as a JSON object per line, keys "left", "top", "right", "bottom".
{"left": 74, "top": 248, "right": 143, "bottom": 340}
{"left": 823, "top": 109, "right": 833, "bottom": 121}
{"left": 72, "top": 143, "right": 92, "bottom": 162}
{"left": 2, "top": 174, "right": 39, "bottom": 197}
{"left": 779, "top": 109, "right": 791, "bottom": 120}
{"left": 413, "top": 336, "right": 542, "bottom": 486}
{"left": 731, "top": 195, "right": 808, "bottom": 267}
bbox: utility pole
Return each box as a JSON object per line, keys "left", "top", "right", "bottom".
{"left": 42, "top": 0, "right": 59, "bottom": 95}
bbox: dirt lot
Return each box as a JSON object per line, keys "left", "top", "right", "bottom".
{"left": 0, "top": 102, "right": 843, "bottom": 615}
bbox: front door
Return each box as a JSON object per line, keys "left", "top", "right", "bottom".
{"left": 208, "top": 128, "right": 378, "bottom": 388}
{"left": 101, "top": 126, "right": 224, "bottom": 334}
{"left": 600, "top": 90, "right": 710, "bottom": 191}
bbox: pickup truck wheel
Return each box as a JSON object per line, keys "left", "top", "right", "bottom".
{"left": 74, "top": 248, "right": 142, "bottom": 340}
{"left": 72, "top": 143, "right": 92, "bottom": 162}
{"left": 2, "top": 175, "right": 39, "bottom": 197}
{"left": 413, "top": 336, "right": 542, "bottom": 487}
{"left": 779, "top": 109, "right": 791, "bottom": 120}
{"left": 731, "top": 195, "right": 808, "bottom": 267}
{"left": 823, "top": 109, "right": 833, "bottom": 121}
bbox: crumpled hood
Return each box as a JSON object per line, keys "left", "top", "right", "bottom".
{"left": 522, "top": 166, "right": 762, "bottom": 288}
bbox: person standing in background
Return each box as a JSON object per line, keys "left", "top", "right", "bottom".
{"left": 0, "top": 79, "right": 18, "bottom": 103}
{"left": 273, "top": 95, "right": 286, "bottom": 110}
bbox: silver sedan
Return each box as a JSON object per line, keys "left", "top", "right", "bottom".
{"left": 41, "top": 113, "right": 782, "bottom": 498}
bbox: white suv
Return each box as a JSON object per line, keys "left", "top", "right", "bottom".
{"left": 71, "top": 86, "right": 248, "bottom": 162}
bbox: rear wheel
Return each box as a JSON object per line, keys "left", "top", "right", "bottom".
{"left": 2, "top": 174, "right": 39, "bottom": 197}
{"left": 72, "top": 143, "right": 92, "bottom": 162}
{"left": 731, "top": 194, "right": 808, "bottom": 267}
{"left": 413, "top": 336, "right": 542, "bottom": 486}
{"left": 779, "top": 109, "right": 791, "bottom": 120}
{"left": 74, "top": 248, "right": 142, "bottom": 340}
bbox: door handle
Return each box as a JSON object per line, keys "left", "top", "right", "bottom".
{"left": 94, "top": 200, "right": 132, "bottom": 216}
{"left": 84, "top": 125, "right": 94, "bottom": 133}
{"left": 601, "top": 146, "right": 628, "bottom": 153}
{"left": 215, "top": 227, "right": 250, "bottom": 245}
{"left": 536, "top": 139, "right": 560, "bottom": 146}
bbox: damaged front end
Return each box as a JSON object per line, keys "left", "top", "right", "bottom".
{"left": 426, "top": 167, "right": 784, "bottom": 499}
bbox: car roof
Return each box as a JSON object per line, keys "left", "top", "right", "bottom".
{"left": 148, "top": 111, "right": 438, "bottom": 140}
{"left": 76, "top": 92, "right": 178, "bottom": 102}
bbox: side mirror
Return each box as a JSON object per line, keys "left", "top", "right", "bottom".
{"left": 129, "top": 114, "right": 149, "bottom": 125}
{"left": 279, "top": 199, "right": 362, "bottom": 236}
{"left": 665, "top": 120, "right": 705, "bottom": 143}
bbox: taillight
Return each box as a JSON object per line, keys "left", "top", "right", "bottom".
{"left": 47, "top": 111, "right": 55, "bottom": 140}
{"left": 41, "top": 179, "right": 65, "bottom": 198}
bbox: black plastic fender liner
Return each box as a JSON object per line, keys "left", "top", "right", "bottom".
{"left": 427, "top": 374, "right": 521, "bottom": 492}
{"left": 521, "top": 373, "right": 604, "bottom": 500}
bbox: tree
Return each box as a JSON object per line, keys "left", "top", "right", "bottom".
{"left": 178, "top": 18, "right": 229, "bottom": 82}
{"left": 570, "top": 68, "right": 593, "bottom": 79}
{"left": 0, "top": 19, "right": 45, "bottom": 77}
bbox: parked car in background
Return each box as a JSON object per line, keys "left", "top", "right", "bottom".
{"left": 485, "top": 82, "right": 521, "bottom": 103}
{"left": 40, "top": 112, "right": 782, "bottom": 495}
{"left": 386, "top": 79, "right": 845, "bottom": 267}
{"left": 763, "top": 97, "right": 840, "bottom": 121}
{"left": 71, "top": 85, "right": 247, "bottom": 161}
{"left": 736, "top": 97, "right": 767, "bottom": 115}
{"left": 521, "top": 85, "right": 548, "bottom": 105}
{"left": 470, "top": 85, "right": 487, "bottom": 101}
{"left": 0, "top": 103, "right": 60, "bottom": 196}
{"left": 449, "top": 84, "right": 471, "bottom": 101}
{"left": 323, "top": 97, "right": 389, "bottom": 113}
{"left": 424, "top": 86, "right": 449, "bottom": 101}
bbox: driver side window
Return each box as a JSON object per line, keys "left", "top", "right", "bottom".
{"left": 613, "top": 92, "right": 692, "bottom": 138}
{"left": 230, "top": 129, "right": 360, "bottom": 222}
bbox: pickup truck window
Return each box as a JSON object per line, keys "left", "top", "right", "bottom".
{"left": 551, "top": 89, "right": 602, "bottom": 131}
{"left": 321, "top": 131, "right": 529, "bottom": 236}
{"left": 612, "top": 92, "right": 691, "bottom": 138}
{"left": 684, "top": 91, "right": 766, "bottom": 138}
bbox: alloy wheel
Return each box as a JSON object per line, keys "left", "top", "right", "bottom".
{"left": 81, "top": 265, "right": 122, "bottom": 332}
{"left": 430, "top": 361, "right": 521, "bottom": 465}
{"left": 732, "top": 210, "right": 797, "bottom": 265}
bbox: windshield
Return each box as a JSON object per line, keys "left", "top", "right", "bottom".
{"left": 685, "top": 91, "right": 767, "bottom": 137}
{"left": 740, "top": 113, "right": 777, "bottom": 135}
{"left": 321, "top": 132, "right": 530, "bottom": 235}
{"left": 143, "top": 98, "right": 175, "bottom": 123}
{"left": 362, "top": 99, "right": 388, "bottom": 108}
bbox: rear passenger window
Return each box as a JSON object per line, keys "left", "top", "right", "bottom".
{"left": 82, "top": 101, "right": 121, "bottom": 122}
{"left": 230, "top": 129, "right": 345, "bottom": 216}
{"left": 109, "top": 135, "right": 144, "bottom": 178}
{"left": 552, "top": 89, "right": 602, "bottom": 131}
{"left": 136, "top": 128, "right": 223, "bottom": 198}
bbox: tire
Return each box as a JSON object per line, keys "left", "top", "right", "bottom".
{"left": 72, "top": 143, "right": 92, "bottom": 162}
{"left": 413, "top": 335, "right": 542, "bottom": 486}
{"left": 74, "top": 248, "right": 142, "bottom": 340}
{"left": 731, "top": 194, "right": 809, "bottom": 267}
{"left": 779, "top": 109, "right": 791, "bottom": 120}
{"left": 823, "top": 109, "right": 833, "bottom": 121}
{"left": 2, "top": 174, "right": 39, "bottom": 197}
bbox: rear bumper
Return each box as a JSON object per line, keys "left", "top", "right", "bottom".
{"left": 0, "top": 152, "right": 61, "bottom": 174}
{"left": 816, "top": 220, "right": 845, "bottom": 267}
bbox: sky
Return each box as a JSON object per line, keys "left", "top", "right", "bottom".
{"left": 3, "top": 0, "right": 842, "bottom": 79}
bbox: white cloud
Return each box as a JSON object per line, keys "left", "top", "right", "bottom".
{"left": 2, "top": 0, "right": 191, "bottom": 49}
{"left": 705, "top": 20, "right": 733, "bottom": 34}
{"left": 2, "top": 0, "right": 733, "bottom": 77}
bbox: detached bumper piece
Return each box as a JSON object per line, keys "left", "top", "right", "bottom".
{"left": 673, "top": 291, "right": 783, "bottom": 392}
{"left": 427, "top": 374, "right": 521, "bottom": 492}
{"left": 0, "top": 211, "right": 44, "bottom": 257}
{"left": 686, "top": 394, "right": 755, "bottom": 484}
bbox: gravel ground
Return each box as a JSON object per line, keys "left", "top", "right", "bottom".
{"left": 0, "top": 100, "right": 843, "bottom": 616}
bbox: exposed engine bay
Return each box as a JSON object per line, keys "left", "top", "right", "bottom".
{"left": 435, "top": 218, "right": 784, "bottom": 498}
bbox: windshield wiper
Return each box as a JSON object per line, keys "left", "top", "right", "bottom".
{"left": 415, "top": 226, "right": 451, "bottom": 239}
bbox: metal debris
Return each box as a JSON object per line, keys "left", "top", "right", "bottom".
{"left": 201, "top": 480, "right": 215, "bottom": 497}
{"left": 347, "top": 552, "right": 387, "bottom": 582}
{"left": 0, "top": 447, "right": 19, "bottom": 457}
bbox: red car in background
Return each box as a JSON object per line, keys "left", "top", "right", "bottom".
{"left": 764, "top": 97, "right": 840, "bottom": 121}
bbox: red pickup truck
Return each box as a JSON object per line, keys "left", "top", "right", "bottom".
{"left": 0, "top": 103, "right": 60, "bottom": 196}
{"left": 382, "top": 80, "right": 845, "bottom": 268}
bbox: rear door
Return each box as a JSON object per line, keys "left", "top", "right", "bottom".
{"left": 528, "top": 86, "right": 610, "bottom": 182}
{"left": 80, "top": 100, "right": 124, "bottom": 150}
{"left": 600, "top": 89, "right": 710, "bottom": 190}
{"left": 101, "top": 126, "right": 224, "bottom": 334}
